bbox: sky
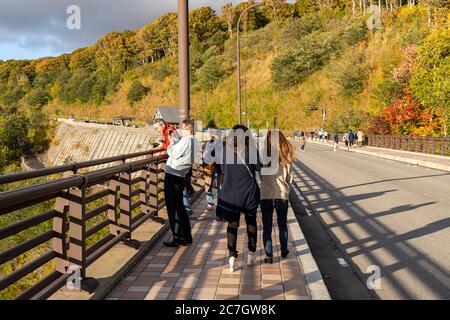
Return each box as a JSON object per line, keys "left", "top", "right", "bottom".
{"left": 0, "top": 0, "right": 261, "bottom": 61}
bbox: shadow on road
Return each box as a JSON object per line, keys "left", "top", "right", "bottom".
{"left": 292, "top": 159, "right": 450, "bottom": 299}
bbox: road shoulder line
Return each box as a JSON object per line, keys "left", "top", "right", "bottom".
{"left": 287, "top": 204, "right": 331, "bottom": 300}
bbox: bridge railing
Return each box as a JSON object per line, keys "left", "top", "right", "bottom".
{"left": 0, "top": 150, "right": 205, "bottom": 300}
{"left": 367, "top": 135, "right": 450, "bottom": 157}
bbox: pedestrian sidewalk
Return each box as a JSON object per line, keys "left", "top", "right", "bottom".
{"left": 106, "top": 196, "right": 330, "bottom": 300}
{"left": 308, "top": 139, "right": 450, "bottom": 173}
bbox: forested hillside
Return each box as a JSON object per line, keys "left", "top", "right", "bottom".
{"left": 0, "top": 1, "right": 449, "bottom": 169}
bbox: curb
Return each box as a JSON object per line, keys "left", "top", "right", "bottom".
{"left": 306, "top": 140, "right": 450, "bottom": 173}
{"left": 287, "top": 205, "right": 331, "bottom": 300}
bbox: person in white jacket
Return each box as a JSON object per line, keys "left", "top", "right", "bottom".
{"left": 163, "top": 119, "right": 197, "bottom": 247}
{"left": 260, "top": 130, "right": 296, "bottom": 264}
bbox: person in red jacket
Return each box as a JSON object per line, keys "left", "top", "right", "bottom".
{"left": 153, "top": 118, "right": 176, "bottom": 152}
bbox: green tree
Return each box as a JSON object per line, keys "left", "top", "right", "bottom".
{"left": 271, "top": 32, "right": 340, "bottom": 88}
{"left": 0, "top": 113, "right": 30, "bottom": 162}
{"left": 69, "top": 46, "right": 96, "bottom": 71}
{"left": 27, "top": 107, "right": 50, "bottom": 153}
{"left": 411, "top": 29, "right": 450, "bottom": 136}
{"left": 221, "top": 2, "right": 236, "bottom": 37}
{"left": 142, "top": 13, "right": 178, "bottom": 61}
{"left": 235, "top": 1, "right": 270, "bottom": 32}
{"left": 27, "top": 88, "right": 50, "bottom": 107}
{"left": 195, "top": 57, "right": 225, "bottom": 92}
{"left": 295, "top": 0, "right": 319, "bottom": 16}
{"left": 189, "top": 7, "right": 224, "bottom": 43}
{"left": 127, "top": 80, "right": 150, "bottom": 106}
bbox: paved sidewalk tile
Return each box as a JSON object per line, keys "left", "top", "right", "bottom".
{"left": 107, "top": 196, "right": 313, "bottom": 300}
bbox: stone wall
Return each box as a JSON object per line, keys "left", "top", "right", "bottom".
{"left": 47, "top": 119, "right": 160, "bottom": 170}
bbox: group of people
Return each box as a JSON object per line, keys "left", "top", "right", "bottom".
{"left": 153, "top": 119, "right": 296, "bottom": 272}
{"left": 309, "top": 129, "right": 329, "bottom": 142}
{"left": 336, "top": 130, "right": 365, "bottom": 151}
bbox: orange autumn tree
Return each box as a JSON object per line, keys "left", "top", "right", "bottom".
{"left": 384, "top": 94, "right": 443, "bottom": 136}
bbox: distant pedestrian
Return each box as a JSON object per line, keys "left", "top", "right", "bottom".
{"left": 357, "top": 130, "right": 364, "bottom": 147}
{"left": 260, "top": 131, "right": 295, "bottom": 264}
{"left": 216, "top": 125, "right": 261, "bottom": 272}
{"left": 348, "top": 130, "right": 355, "bottom": 148}
{"left": 300, "top": 132, "right": 306, "bottom": 151}
{"left": 343, "top": 132, "right": 349, "bottom": 148}
{"left": 333, "top": 133, "right": 339, "bottom": 151}
{"left": 323, "top": 130, "right": 328, "bottom": 143}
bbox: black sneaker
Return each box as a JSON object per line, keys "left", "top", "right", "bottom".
{"left": 163, "top": 240, "right": 180, "bottom": 247}
{"left": 181, "top": 239, "right": 192, "bottom": 245}
{"left": 264, "top": 257, "right": 273, "bottom": 264}
{"left": 281, "top": 250, "right": 289, "bottom": 258}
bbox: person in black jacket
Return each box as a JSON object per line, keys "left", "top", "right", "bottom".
{"left": 333, "top": 133, "right": 339, "bottom": 151}
{"left": 216, "top": 125, "right": 261, "bottom": 272}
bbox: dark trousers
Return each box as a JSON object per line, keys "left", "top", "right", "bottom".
{"left": 261, "top": 199, "right": 289, "bottom": 258}
{"left": 164, "top": 173, "right": 192, "bottom": 242}
{"left": 227, "top": 210, "right": 257, "bottom": 258}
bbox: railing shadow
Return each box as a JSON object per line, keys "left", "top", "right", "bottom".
{"left": 291, "top": 159, "right": 450, "bottom": 299}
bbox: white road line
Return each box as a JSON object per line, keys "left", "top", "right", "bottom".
{"left": 293, "top": 185, "right": 313, "bottom": 216}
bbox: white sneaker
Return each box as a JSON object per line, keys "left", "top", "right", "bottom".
{"left": 229, "top": 256, "right": 238, "bottom": 272}
{"left": 247, "top": 252, "right": 255, "bottom": 266}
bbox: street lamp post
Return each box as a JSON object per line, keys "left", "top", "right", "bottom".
{"left": 178, "top": 0, "right": 190, "bottom": 125}
{"left": 236, "top": 2, "right": 262, "bottom": 125}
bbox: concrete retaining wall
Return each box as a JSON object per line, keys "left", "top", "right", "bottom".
{"left": 47, "top": 119, "right": 159, "bottom": 170}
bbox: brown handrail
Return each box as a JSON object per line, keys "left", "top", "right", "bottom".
{"left": 0, "top": 150, "right": 173, "bottom": 300}
{"left": 0, "top": 149, "right": 159, "bottom": 185}
{"left": 0, "top": 143, "right": 207, "bottom": 300}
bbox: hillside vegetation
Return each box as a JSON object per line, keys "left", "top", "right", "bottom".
{"left": 0, "top": 1, "right": 449, "bottom": 170}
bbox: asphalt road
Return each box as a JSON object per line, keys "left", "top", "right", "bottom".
{"left": 291, "top": 141, "right": 450, "bottom": 300}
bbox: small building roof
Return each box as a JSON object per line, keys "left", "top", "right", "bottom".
{"left": 154, "top": 107, "right": 179, "bottom": 124}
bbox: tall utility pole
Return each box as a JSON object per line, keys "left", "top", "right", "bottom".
{"left": 236, "top": 2, "right": 262, "bottom": 125}
{"left": 178, "top": 0, "right": 190, "bottom": 125}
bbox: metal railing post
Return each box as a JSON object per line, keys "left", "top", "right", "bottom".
{"left": 139, "top": 165, "right": 151, "bottom": 215}
{"left": 118, "top": 170, "right": 133, "bottom": 239}
{"left": 148, "top": 163, "right": 160, "bottom": 216}
{"left": 108, "top": 178, "right": 120, "bottom": 236}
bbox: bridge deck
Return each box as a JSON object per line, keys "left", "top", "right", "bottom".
{"left": 107, "top": 196, "right": 315, "bottom": 300}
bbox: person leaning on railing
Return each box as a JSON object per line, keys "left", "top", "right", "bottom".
{"left": 153, "top": 118, "right": 194, "bottom": 216}
{"left": 162, "top": 119, "right": 197, "bottom": 247}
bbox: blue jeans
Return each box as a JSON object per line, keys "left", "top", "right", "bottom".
{"left": 183, "top": 188, "right": 192, "bottom": 213}
{"left": 206, "top": 172, "right": 220, "bottom": 205}
{"left": 260, "top": 199, "right": 289, "bottom": 258}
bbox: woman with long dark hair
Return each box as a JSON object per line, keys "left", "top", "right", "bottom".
{"left": 216, "top": 125, "right": 261, "bottom": 272}
{"left": 260, "top": 130, "right": 296, "bottom": 263}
